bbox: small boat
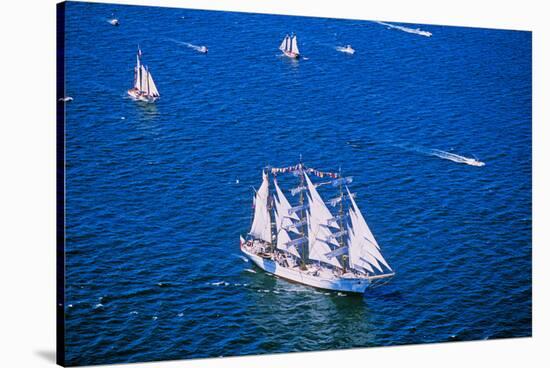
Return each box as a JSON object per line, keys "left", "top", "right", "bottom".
{"left": 127, "top": 48, "right": 160, "bottom": 103}
{"left": 240, "top": 162, "right": 395, "bottom": 294}
{"left": 197, "top": 46, "right": 208, "bottom": 54}
{"left": 279, "top": 34, "right": 300, "bottom": 59}
{"left": 464, "top": 158, "right": 485, "bottom": 167}
{"left": 430, "top": 149, "right": 485, "bottom": 167}
{"left": 108, "top": 18, "right": 119, "bottom": 26}
{"left": 337, "top": 45, "right": 355, "bottom": 54}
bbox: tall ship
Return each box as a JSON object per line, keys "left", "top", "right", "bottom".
{"left": 127, "top": 47, "right": 160, "bottom": 103}
{"left": 279, "top": 34, "right": 300, "bottom": 59}
{"left": 240, "top": 162, "right": 395, "bottom": 293}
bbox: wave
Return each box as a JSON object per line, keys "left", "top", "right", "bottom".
{"left": 211, "top": 281, "right": 230, "bottom": 286}
{"left": 375, "top": 21, "right": 432, "bottom": 37}
{"left": 244, "top": 268, "right": 257, "bottom": 274}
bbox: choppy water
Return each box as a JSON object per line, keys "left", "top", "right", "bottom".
{"left": 62, "top": 2, "right": 532, "bottom": 366}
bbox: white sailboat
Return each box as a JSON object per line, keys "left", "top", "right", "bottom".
{"left": 127, "top": 48, "right": 160, "bottom": 103}
{"left": 240, "top": 162, "right": 395, "bottom": 293}
{"left": 279, "top": 34, "right": 300, "bottom": 59}
{"left": 108, "top": 13, "right": 119, "bottom": 26}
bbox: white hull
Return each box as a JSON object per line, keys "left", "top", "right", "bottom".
{"left": 337, "top": 47, "right": 355, "bottom": 55}
{"left": 127, "top": 89, "right": 158, "bottom": 103}
{"left": 282, "top": 51, "right": 300, "bottom": 59}
{"left": 241, "top": 243, "right": 371, "bottom": 294}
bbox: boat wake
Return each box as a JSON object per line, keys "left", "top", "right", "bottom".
{"left": 375, "top": 21, "right": 432, "bottom": 37}
{"left": 392, "top": 144, "right": 484, "bottom": 166}
{"left": 182, "top": 42, "right": 208, "bottom": 54}
{"left": 429, "top": 149, "right": 485, "bottom": 167}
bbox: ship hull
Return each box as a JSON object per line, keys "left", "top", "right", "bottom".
{"left": 241, "top": 244, "right": 370, "bottom": 294}
{"left": 282, "top": 51, "right": 300, "bottom": 59}
{"left": 127, "top": 88, "right": 158, "bottom": 103}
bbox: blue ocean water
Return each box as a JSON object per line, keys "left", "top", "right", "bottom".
{"left": 62, "top": 2, "right": 532, "bottom": 366}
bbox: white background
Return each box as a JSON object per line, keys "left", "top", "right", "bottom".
{"left": 0, "top": 0, "right": 548, "bottom": 367}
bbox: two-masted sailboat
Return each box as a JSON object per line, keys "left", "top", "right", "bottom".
{"left": 240, "top": 162, "right": 395, "bottom": 293}
{"left": 279, "top": 34, "right": 300, "bottom": 59}
{"left": 127, "top": 47, "right": 160, "bottom": 103}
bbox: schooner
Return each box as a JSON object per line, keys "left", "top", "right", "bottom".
{"left": 127, "top": 47, "right": 160, "bottom": 103}
{"left": 279, "top": 34, "right": 300, "bottom": 59}
{"left": 240, "top": 162, "right": 395, "bottom": 293}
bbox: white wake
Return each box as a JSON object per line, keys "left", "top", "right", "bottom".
{"left": 428, "top": 149, "right": 485, "bottom": 167}
{"left": 393, "top": 143, "right": 485, "bottom": 167}
{"left": 375, "top": 21, "right": 432, "bottom": 37}
{"left": 182, "top": 42, "right": 208, "bottom": 53}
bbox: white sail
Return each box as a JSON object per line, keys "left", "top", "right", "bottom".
{"left": 306, "top": 207, "right": 342, "bottom": 268}
{"left": 347, "top": 208, "right": 380, "bottom": 273}
{"left": 279, "top": 35, "right": 288, "bottom": 51}
{"left": 139, "top": 65, "right": 148, "bottom": 93}
{"left": 303, "top": 172, "right": 342, "bottom": 268}
{"left": 346, "top": 186, "right": 392, "bottom": 272}
{"left": 346, "top": 220, "right": 372, "bottom": 273}
{"left": 134, "top": 55, "right": 141, "bottom": 90}
{"left": 291, "top": 35, "right": 299, "bottom": 55}
{"left": 146, "top": 69, "right": 160, "bottom": 97}
{"left": 249, "top": 171, "right": 272, "bottom": 243}
{"left": 275, "top": 218, "right": 301, "bottom": 258}
{"left": 273, "top": 179, "right": 301, "bottom": 257}
{"left": 274, "top": 179, "right": 300, "bottom": 234}
{"left": 304, "top": 172, "right": 339, "bottom": 230}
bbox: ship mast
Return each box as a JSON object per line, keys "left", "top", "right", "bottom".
{"left": 298, "top": 156, "right": 307, "bottom": 269}
{"left": 337, "top": 166, "right": 347, "bottom": 272}
{"left": 266, "top": 167, "right": 275, "bottom": 253}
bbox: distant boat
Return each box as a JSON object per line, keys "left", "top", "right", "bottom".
{"left": 337, "top": 45, "right": 355, "bottom": 54}
{"left": 197, "top": 46, "right": 208, "bottom": 54}
{"left": 240, "top": 162, "right": 395, "bottom": 293}
{"left": 108, "top": 18, "right": 119, "bottom": 26}
{"left": 127, "top": 48, "right": 160, "bottom": 103}
{"left": 430, "top": 149, "right": 485, "bottom": 167}
{"left": 279, "top": 34, "right": 300, "bottom": 59}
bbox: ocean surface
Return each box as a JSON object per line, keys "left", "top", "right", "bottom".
{"left": 62, "top": 2, "right": 532, "bottom": 366}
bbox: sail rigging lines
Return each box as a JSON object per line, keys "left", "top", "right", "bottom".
{"left": 246, "top": 163, "right": 393, "bottom": 275}
{"left": 278, "top": 34, "right": 301, "bottom": 58}
{"left": 249, "top": 171, "right": 272, "bottom": 243}
{"left": 345, "top": 186, "right": 392, "bottom": 273}
{"left": 242, "top": 163, "right": 395, "bottom": 293}
{"left": 128, "top": 47, "right": 160, "bottom": 102}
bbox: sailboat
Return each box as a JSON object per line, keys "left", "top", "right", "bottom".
{"left": 240, "top": 162, "right": 395, "bottom": 293}
{"left": 279, "top": 34, "right": 300, "bottom": 59}
{"left": 108, "top": 13, "right": 119, "bottom": 26}
{"left": 127, "top": 48, "right": 160, "bottom": 103}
